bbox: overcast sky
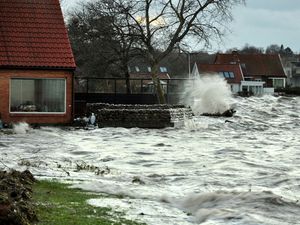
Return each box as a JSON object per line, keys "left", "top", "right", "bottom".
{"left": 62, "top": 0, "right": 300, "bottom": 53}
{"left": 225, "top": 0, "right": 300, "bottom": 52}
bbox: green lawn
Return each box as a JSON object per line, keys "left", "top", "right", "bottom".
{"left": 33, "top": 180, "right": 146, "bottom": 225}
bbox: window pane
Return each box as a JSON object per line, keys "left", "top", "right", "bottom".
{"left": 10, "top": 79, "right": 66, "bottom": 113}
{"left": 229, "top": 72, "right": 235, "bottom": 78}
{"left": 273, "top": 79, "right": 284, "bottom": 88}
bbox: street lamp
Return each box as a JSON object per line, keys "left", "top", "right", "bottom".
{"left": 188, "top": 51, "right": 191, "bottom": 78}
{"left": 177, "top": 46, "right": 193, "bottom": 78}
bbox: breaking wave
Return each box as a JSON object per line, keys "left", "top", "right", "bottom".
{"left": 182, "top": 75, "right": 234, "bottom": 115}
{"left": 170, "top": 190, "right": 300, "bottom": 224}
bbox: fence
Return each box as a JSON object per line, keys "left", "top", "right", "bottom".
{"left": 74, "top": 77, "right": 191, "bottom": 116}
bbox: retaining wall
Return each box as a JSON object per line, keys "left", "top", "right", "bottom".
{"left": 87, "top": 103, "right": 193, "bottom": 128}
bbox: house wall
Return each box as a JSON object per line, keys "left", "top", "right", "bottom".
{"left": 0, "top": 69, "right": 73, "bottom": 124}
{"left": 240, "top": 81, "right": 265, "bottom": 95}
{"left": 291, "top": 77, "right": 300, "bottom": 87}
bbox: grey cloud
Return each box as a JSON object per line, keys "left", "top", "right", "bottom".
{"left": 245, "top": 0, "right": 300, "bottom": 11}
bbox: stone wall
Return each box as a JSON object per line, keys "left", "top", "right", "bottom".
{"left": 87, "top": 103, "right": 193, "bottom": 128}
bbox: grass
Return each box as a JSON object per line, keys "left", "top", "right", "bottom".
{"left": 33, "top": 180, "right": 146, "bottom": 225}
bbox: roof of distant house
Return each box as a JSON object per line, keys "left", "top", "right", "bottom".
{"left": 215, "top": 52, "right": 286, "bottom": 78}
{"left": 196, "top": 63, "right": 244, "bottom": 84}
{"left": 291, "top": 61, "right": 300, "bottom": 67}
{"left": 0, "top": 0, "right": 76, "bottom": 69}
{"left": 129, "top": 64, "right": 170, "bottom": 80}
{"left": 129, "top": 72, "right": 170, "bottom": 80}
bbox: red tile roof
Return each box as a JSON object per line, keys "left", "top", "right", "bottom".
{"left": 196, "top": 63, "right": 244, "bottom": 84}
{"left": 215, "top": 52, "right": 286, "bottom": 78}
{"left": 0, "top": 0, "right": 76, "bottom": 69}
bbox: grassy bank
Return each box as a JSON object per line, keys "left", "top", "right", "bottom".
{"left": 33, "top": 180, "right": 145, "bottom": 225}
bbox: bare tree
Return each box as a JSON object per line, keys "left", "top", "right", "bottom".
{"left": 266, "top": 44, "right": 295, "bottom": 57}
{"left": 68, "top": 6, "right": 120, "bottom": 78}
{"left": 265, "top": 44, "right": 281, "bottom": 54}
{"left": 101, "top": 0, "right": 244, "bottom": 103}
{"left": 239, "top": 44, "right": 264, "bottom": 54}
{"left": 68, "top": 2, "right": 143, "bottom": 93}
{"left": 88, "top": 2, "right": 141, "bottom": 94}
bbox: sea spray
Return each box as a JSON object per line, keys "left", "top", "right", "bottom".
{"left": 182, "top": 75, "right": 234, "bottom": 115}
{"left": 13, "top": 122, "right": 30, "bottom": 134}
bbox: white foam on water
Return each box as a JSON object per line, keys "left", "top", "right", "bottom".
{"left": 87, "top": 197, "right": 192, "bottom": 225}
{"left": 184, "top": 118, "right": 210, "bottom": 131}
{"left": 171, "top": 191, "right": 243, "bottom": 223}
{"left": 13, "top": 122, "right": 31, "bottom": 134}
{"left": 1, "top": 96, "right": 300, "bottom": 225}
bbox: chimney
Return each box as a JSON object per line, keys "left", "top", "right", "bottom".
{"left": 232, "top": 50, "right": 240, "bottom": 64}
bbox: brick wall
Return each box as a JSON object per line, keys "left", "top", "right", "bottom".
{"left": 0, "top": 69, "right": 73, "bottom": 124}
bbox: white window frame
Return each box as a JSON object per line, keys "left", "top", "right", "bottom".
{"left": 9, "top": 78, "right": 67, "bottom": 114}
{"left": 269, "top": 77, "right": 286, "bottom": 88}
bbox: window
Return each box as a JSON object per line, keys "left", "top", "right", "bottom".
{"left": 10, "top": 78, "right": 66, "bottom": 113}
{"left": 147, "top": 67, "right": 151, "bottom": 72}
{"left": 272, "top": 79, "right": 284, "bottom": 88}
{"left": 160, "top": 67, "right": 167, "bottom": 72}
{"left": 135, "top": 66, "right": 140, "bottom": 72}
{"left": 221, "top": 71, "right": 234, "bottom": 78}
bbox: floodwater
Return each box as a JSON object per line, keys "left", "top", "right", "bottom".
{"left": 1, "top": 95, "right": 300, "bottom": 225}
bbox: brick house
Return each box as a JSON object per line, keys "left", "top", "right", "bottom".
{"left": 193, "top": 63, "right": 244, "bottom": 93}
{"left": 128, "top": 65, "right": 170, "bottom": 93}
{"left": 192, "top": 62, "right": 265, "bottom": 95}
{"left": 0, "top": 0, "right": 76, "bottom": 124}
{"left": 193, "top": 51, "right": 287, "bottom": 95}
{"left": 215, "top": 52, "right": 287, "bottom": 90}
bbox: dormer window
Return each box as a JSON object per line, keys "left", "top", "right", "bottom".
{"left": 160, "top": 67, "right": 167, "bottom": 72}
{"left": 221, "top": 71, "right": 235, "bottom": 78}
